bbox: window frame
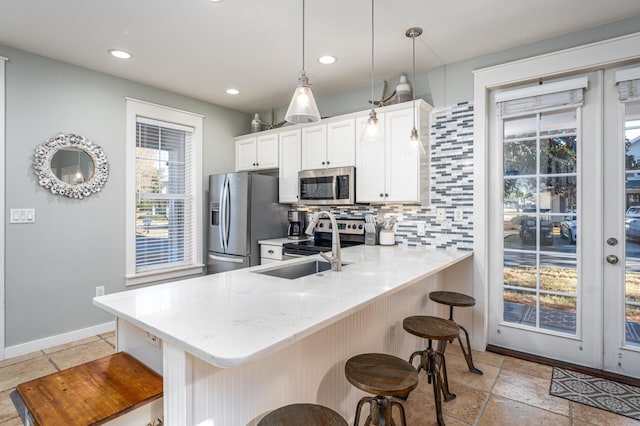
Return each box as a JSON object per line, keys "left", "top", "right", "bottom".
{"left": 125, "top": 98, "right": 204, "bottom": 286}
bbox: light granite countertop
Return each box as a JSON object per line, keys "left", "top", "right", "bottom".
{"left": 94, "top": 245, "right": 472, "bottom": 368}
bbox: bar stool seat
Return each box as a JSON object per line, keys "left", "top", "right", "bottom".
{"left": 429, "top": 291, "right": 483, "bottom": 375}
{"left": 403, "top": 315, "right": 459, "bottom": 426}
{"left": 258, "top": 403, "right": 347, "bottom": 426}
{"left": 345, "top": 353, "right": 418, "bottom": 426}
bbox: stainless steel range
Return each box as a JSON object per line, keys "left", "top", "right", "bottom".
{"left": 283, "top": 217, "right": 366, "bottom": 256}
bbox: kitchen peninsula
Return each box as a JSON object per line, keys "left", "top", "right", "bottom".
{"left": 94, "top": 245, "right": 473, "bottom": 425}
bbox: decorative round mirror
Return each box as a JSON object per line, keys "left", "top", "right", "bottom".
{"left": 33, "top": 133, "right": 109, "bottom": 199}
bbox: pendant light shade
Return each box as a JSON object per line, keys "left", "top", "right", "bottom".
{"left": 285, "top": 0, "right": 321, "bottom": 124}
{"left": 405, "top": 27, "right": 426, "bottom": 155}
{"left": 360, "top": 0, "right": 383, "bottom": 144}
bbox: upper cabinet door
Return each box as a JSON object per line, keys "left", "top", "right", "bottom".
{"left": 279, "top": 129, "right": 302, "bottom": 203}
{"left": 326, "top": 119, "right": 355, "bottom": 168}
{"left": 385, "top": 108, "right": 420, "bottom": 202}
{"left": 355, "top": 114, "right": 386, "bottom": 203}
{"left": 235, "top": 136, "right": 257, "bottom": 171}
{"left": 301, "top": 125, "right": 327, "bottom": 170}
{"left": 256, "top": 134, "right": 279, "bottom": 169}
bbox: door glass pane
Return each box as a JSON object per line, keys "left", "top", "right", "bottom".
{"left": 624, "top": 100, "right": 640, "bottom": 347}
{"left": 503, "top": 108, "right": 578, "bottom": 335}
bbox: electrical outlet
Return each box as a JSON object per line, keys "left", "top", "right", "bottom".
{"left": 95, "top": 286, "right": 105, "bottom": 297}
{"left": 416, "top": 222, "right": 426, "bottom": 236}
{"left": 144, "top": 331, "right": 162, "bottom": 348}
{"left": 454, "top": 208, "right": 464, "bottom": 222}
{"left": 389, "top": 323, "right": 397, "bottom": 346}
{"left": 436, "top": 209, "right": 446, "bottom": 222}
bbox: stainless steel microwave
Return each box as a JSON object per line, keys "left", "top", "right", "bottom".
{"left": 298, "top": 166, "right": 355, "bottom": 205}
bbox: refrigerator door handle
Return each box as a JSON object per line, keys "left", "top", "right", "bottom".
{"left": 220, "top": 176, "right": 228, "bottom": 251}
{"left": 208, "top": 253, "right": 245, "bottom": 263}
{"left": 224, "top": 177, "right": 231, "bottom": 249}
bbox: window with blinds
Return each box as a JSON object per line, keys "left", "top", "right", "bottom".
{"left": 125, "top": 99, "right": 203, "bottom": 285}
{"left": 135, "top": 118, "right": 194, "bottom": 271}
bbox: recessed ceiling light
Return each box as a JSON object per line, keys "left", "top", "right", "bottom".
{"left": 318, "top": 55, "right": 336, "bottom": 65}
{"left": 226, "top": 88, "right": 240, "bottom": 95}
{"left": 108, "top": 49, "right": 132, "bottom": 60}
{"left": 208, "top": 0, "right": 224, "bottom": 2}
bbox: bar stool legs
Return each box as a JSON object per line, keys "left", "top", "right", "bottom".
{"left": 354, "top": 395, "right": 408, "bottom": 426}
{"left": 429, "top": 291, "right": 483, "bottom": 375}
{"left": 403, "top": 316, "right": 459, "bottom": 426}
{"left": 409, "top": 339, "right": 455, "bottom": 426}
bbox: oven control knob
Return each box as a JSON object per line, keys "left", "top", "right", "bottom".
{"left": 358, "top": 225, "right": 363, "bottom": 229}
{"left": 318, "top": 223, "right": 324, "bottom": 228}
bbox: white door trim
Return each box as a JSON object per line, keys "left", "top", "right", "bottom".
{"left": 473, "top": 32, "right": 640, "bottom": 351}
{"left": 1, "top": 56, "right": 7, "bottom": 361}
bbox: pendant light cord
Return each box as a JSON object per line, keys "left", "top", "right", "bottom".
{"left": 370, "top": 0, "right": 375, "bottom": 112}
{"left": 302, "top": 0, "right": 306, "bottom": 74}
{"left": 412, "top": 31, "right": 416, "bottom": 129}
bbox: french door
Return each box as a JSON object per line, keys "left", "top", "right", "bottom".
{"left": 488, "top": 64, "right": 640, "bottom": 378}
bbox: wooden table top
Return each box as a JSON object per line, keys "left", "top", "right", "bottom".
{"left": 403, "top": 315, "right": 460, "bottom": 340}
{"left": 429, "top": 290, "right": 476, "bottom": 307}
{"left": 259, "top": 403, "right": 347, "bottom": 426}
{"left": 16, "top": 352, "right": 163, "bottom": 426}
{"left": 345, "top": 353, "right": 418, "bottom": 398}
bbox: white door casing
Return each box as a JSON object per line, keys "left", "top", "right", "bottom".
{"left": 1, "top": 56, "right": 6, "bottom": 360}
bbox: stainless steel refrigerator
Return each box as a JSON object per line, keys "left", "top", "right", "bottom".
{"left": 207, "top": 172, "right": 287, "bottom": 274}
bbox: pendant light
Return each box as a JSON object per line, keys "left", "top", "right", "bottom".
{"left": 360, "top": 0, "right": 383, "bottom": 144}
{"left": 73, "top": 150, "right": 85, "bottom": 184}
{"left": 285, "top": 0, "right": 321, "bottom": 124}
{"left": 406, "top": 27, "right": 426, "bottom": 155}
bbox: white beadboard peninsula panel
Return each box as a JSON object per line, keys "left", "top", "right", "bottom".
{"left": 187, "top": 274, "right": 443, "bottom": 425}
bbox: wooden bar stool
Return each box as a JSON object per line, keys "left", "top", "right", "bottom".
{"left": 403, "top": 316, "right": 459, "bottom": 426}
{"left": 345, "top": 353, "right": 418, "bottom": 426}
{"left": 429, "top": 291, "right": 483, "bottom": 375}
{"left": 258, "top": 403, "right": 347, "bottom": 426}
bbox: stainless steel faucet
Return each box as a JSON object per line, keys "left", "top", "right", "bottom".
{"left": 304, "top": 211, "right": 342, "bottom": 272}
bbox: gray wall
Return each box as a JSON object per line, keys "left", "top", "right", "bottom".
{"left": 1, "top": 45, "right": 249, "bottom": 347}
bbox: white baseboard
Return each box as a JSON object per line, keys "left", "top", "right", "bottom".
{"left": 4, "top": 321, "right": 116, "bottom": 360}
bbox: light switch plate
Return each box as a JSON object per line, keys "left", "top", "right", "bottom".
{"left": 416, "top": 222, "right": 426, "bottom": 236}
{"left": 10, "top": 208, "right": 36, "bottom": 224}
{"left": 454, "top": 208, "right": 464, "bottom": 222}
{"left": 436, "top": 209, "right": 446, "bottom": 222}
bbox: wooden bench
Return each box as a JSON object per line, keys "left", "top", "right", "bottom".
{"left": 16, "top": 352, "right": 163, "bottom": 426}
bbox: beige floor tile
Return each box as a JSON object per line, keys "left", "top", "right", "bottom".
{"left": 0, "top": 357, "right": 56, "bottom": 391}
{"left": 445, "top": 341, "right": 505, "bottom": 369}
{"left": 570, "top": 401, "right": 640, "bottom": 426}
{"left": 405, "top": 372, "right": 488, "bottom": 425}
{"left": 501, "top": 356, "right": 553, "bottom": 380}
{"left": 0, "top": 417, "right": 24, "bottom": 426}
{"left": 47, "top": 340, "right": 115, "bottom": 371}
{"left": 444, "top": 352, "right": 500, "bottom": 392}
{"left": 105, "top": 335, "right": 116, "bottom": 348}
{"left": 478, "top": 394, "right": 570, "bottom": 426}
{"left": 42, "top": 335, "right": 100, "bottom": 354}
{"left": 0, "top": 389, "right": 19, "bottom": 423}
{"left": 99, "top": 331, "right": 115, "bottom": 339}
{"left": 0, "top": 351, "right": 43, "bottom": 369}
{"left": 492, "top": 369, "right": 569, "bottom": 416}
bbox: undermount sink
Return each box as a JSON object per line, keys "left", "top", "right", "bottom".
{"left": 254, "top": 259, "right": 350, "bottom": 280}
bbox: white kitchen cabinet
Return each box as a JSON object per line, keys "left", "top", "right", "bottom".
{"left": 278, "top": 129, "right": 301, "bottom": 203}
{"left": 235, "top": 133, "right": 279, "bottom": 171}
{"left": 356, "top": 100, "right": 431, "bottom": 204}
{"left": 300, "top": 119, "right": 355, "bottom": 170}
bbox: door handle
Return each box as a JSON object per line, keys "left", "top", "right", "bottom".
{"left": 606, "top": 254, "right": 619, "bottom": 264}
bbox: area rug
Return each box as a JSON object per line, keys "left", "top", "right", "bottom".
{"left": 550, "top": 367, "right": 640, "bottom": 420}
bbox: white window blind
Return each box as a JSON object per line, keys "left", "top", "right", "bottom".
{"left": 135, "top": 118, "right": 195, "bottom": 272}
{"left": 495, "top": 76, "right": 588, "bottom": 118}
{"left": 615, "top": 66, "right": 640, "bottom": 103}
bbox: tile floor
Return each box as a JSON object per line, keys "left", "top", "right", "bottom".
{"left": 0, "top": 333, "right": 638, "bottom": 425}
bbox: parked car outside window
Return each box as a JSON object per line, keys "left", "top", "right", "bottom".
{"left": 519, "top": 215, "right": 553, "bottom": 246}
{"left": 560, "top": 210, "right": 577, "bottom": 244}
{"left": 626, "top": 206, "right": 640, "bottom": 241}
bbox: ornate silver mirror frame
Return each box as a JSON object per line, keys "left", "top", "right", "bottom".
{"left": 33, "top": 133, "right": 109, "bottom": 199}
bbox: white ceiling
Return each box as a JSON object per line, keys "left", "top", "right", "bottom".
{"left": 1, "top": 0, "right": 639, "bottom": 113}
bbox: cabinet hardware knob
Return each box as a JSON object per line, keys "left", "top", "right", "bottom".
{"left": 322, "top": 161, "right": 325, "bottom": 165}
{"left": 380, "top": 193, "right": 384, "bottom": 197}
{"left": 385, "top": 193, "right": 389, "bottom": 197}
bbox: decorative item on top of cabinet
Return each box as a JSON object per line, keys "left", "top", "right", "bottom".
{"left": 279, "top": 129, "right": 302, "bottom": 203}
{"left": 355, "top": 100, "right": 432, "bottom": 204}
{"left": 300, "top": 118, "right": 355, "bottom": 171}
{"left": 235, "top": 133, "right": 279, "bottom": 171}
